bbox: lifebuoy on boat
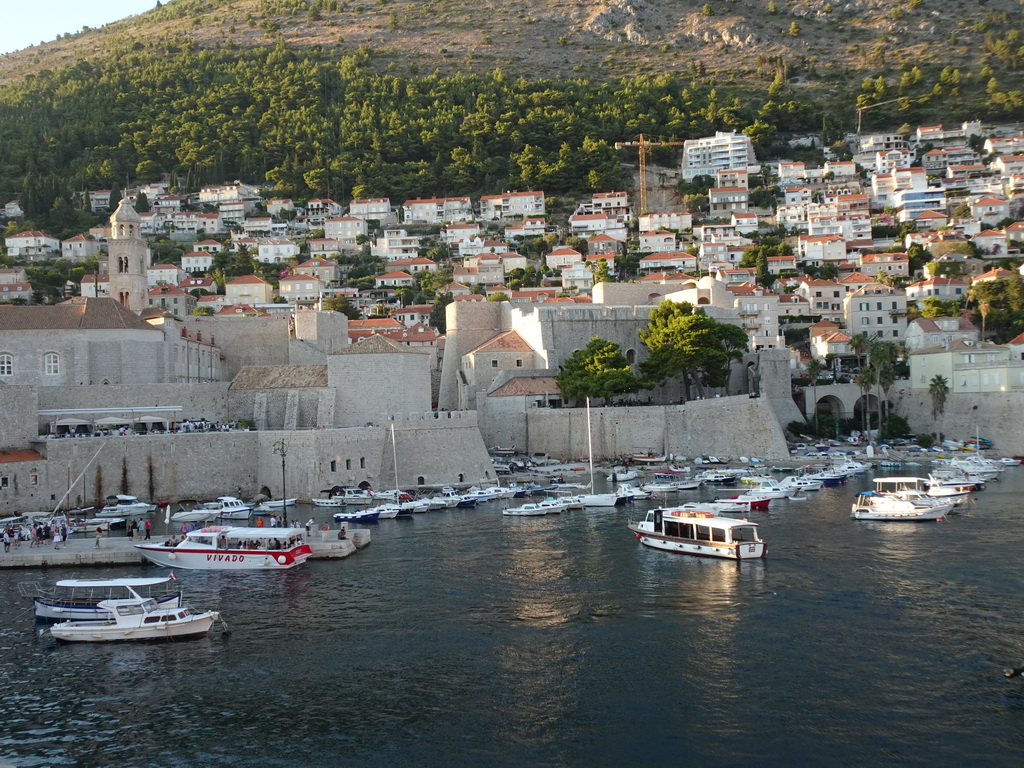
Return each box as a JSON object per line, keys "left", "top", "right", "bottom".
{"left": 168, "top": 552, "right": 177, "bottom": 560}
{"left": 277, "top": 555, "right": 287, "bottom": 564}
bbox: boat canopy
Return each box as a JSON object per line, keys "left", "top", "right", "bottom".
{"left": 191, "top": 526, "right": 304, "bottom": 538}
{"left": 53, "top": 577, "right": 173, "bottom": 588}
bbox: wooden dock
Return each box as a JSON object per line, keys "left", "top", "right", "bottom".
{"left": 0, "top": 527, "right": 370, "bottom": 569}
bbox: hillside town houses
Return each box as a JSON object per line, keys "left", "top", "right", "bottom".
{"left": 4, "top": 119, "right": 1024, "bottom": 416}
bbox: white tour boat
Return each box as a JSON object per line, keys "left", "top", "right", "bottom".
{"left": 134, "top": 525, "right": 312, "bottom": 570}
{"left": 850, "top": 492, "right": 952, "bottom": 521}
{"left": 21, "top": 576, "right": 183, "bottom": 622}
{"left": 48, "top": 597, "right": 220, "bottom": 643}
{"left": 628, "top": 507, "right": 766, "bottom": 559}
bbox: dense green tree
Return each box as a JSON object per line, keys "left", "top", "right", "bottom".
{"left": 637, "top": 300, "right": 745, "bottom": 401}
{"left": 322, "top": 294, "right": 361, "bottom": 319}
{"left": 429, "top": 292, "right": 454, "bottom": 332}
{"left": 555, "top": 337, "right": 640, "bottom": 406}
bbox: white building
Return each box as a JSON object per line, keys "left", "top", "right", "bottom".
{"left": 681, "top": 131, "right": 759, "bottom": 182}
{"left": 372, "top": 229, "right": 421, "bottom": 261}
{"left": 478, "top": 190, "right": 545, "bottom": 219}
{"left": 324, "top": 216, "right": 368, "bottom": 251}
{"left": 256, "top": 239, "right": 301, "bottom": 264}
{"left": 349, "top": 198, "right": 395, "bottom": 224}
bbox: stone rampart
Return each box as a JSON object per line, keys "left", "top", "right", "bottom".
{"left": 893, "top": 390, "right": 1024, "bottom": 455}
{"left": 0, "top": 416, "right": 495, "bottom": 515}
{"left": 523, "top": 396, "right": 790, "bottom": 461}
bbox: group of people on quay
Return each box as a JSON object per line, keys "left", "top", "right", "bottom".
{"left": 3, "top": 521, "right": 67, "bottom": 551}
{"left": 125, "top": 519, "right": 152, "bottom": 540}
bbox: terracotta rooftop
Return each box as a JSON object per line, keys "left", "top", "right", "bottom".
{"left": 489, "top": 376, "right": 560, "bottom": 398}
{"left": 0, "top": 297, "right": 153, "bottom": 332}
{"left": 469, "top": 331, "right": 534, "bottom": 355}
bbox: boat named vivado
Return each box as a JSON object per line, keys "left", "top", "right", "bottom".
{"left": 134, "top": 525, "right": 312, "bottom": 570}
{"left": 628, "top": 507, "right": 766, "bottom": 560}
{"left": 21, "top": 576, "right": 183, "bottom": 621}
{"left": 48, "top": 597, "right": 220, "bottom": 643}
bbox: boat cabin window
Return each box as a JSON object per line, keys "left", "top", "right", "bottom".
{"left": 680, "top": 523, "right": 695, "bottom": 539}
{"left": 116, "top": 604, "right": 145, "bottom": 616}
{"left": 144, "top": 616, "right": 162, "bottom": 624}
{"left": 664, "top": 520, "right": 681, "bottom": 538}
{"left": 711, "top": 527, "right": 727, "bottom": 543}
{"left": 732, "top": 526, "right": 757, "bottom": 543}
{"left": 192, "top": 536, "right": 214, "bottom": 546}
{"left": 695, "top": 525, "right": 712, "bottom": 542}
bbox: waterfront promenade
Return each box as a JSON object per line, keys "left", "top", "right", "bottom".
{"left": 0, "top": 525, "right": 370, "bottom": 569}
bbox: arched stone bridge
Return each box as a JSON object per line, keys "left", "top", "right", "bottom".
{"left": 797, "top": 383, "right": 882, "bottom": 421}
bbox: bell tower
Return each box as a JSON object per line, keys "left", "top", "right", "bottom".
{"left": 106, "top": 199, "right": 150, "bottom": 313}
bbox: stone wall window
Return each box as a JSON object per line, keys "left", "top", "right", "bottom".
{"left": 345, "top": 459, "right": 352, "bottom": 471}
{"left": 0, "top": 476, "right": 7, "bottom": 489}
{"left": 43, "top": 353, "right": 60, "bottom": 376}
{"left": 330, "top": 460, "right": 337, "bottom": 472}
{"left": 360, "top": 457, "right": 366, "bottom": 469}
{"left": 0, "top": 353, "right": 11, "bottom": 377}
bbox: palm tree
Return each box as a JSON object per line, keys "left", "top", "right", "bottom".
{"left": 868, "top": 339, "right": 896, "bottom": 438}
{"left": 849, "top": 333, "right": 871, "bottom": 371}
{"left": 805, "top": 357, "right": 823, "bottom": 436}
{"left": 929, "top": 374, "right": 949, "bottom": 419}
{"left": 856, "top": 365, "right": 877, "bottom": 435}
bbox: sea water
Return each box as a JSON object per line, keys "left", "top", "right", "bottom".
{"left": 3, "top": 470, "right": 1024, "bottom": 766}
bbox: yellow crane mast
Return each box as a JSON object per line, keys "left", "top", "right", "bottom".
{"left": 615, "top": 134, "right": 688, "bottom": 216}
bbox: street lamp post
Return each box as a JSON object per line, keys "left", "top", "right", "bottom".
{"left": 273, "top": 439, "right": 288, "bottom": 525}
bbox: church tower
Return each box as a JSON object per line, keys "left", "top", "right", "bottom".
{"left": 106, "top": 199, "right": 150, "bottom": 313}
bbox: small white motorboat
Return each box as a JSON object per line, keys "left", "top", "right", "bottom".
{"left": 850, "top": 492, "right": 952, "bottom": 521}
{"left": 48, "top": 597, "right": 220, "bottom": 643}
{"left": 96, "top": 495, "right": 155, "bottom": 518}
{"left": 21, "top": 576, "right": 183, "bottom": 622}
{"left": 503, "top": 503, "right": 550, "bottom": 517}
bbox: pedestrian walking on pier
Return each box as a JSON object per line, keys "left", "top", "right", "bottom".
{"left": 144, "top": 519, "right": 152, "bottom": 540}
{"left": 94, "top": 526, "right": 103, "bottom": 548}
{"left": 53, "top": 529, "right": 62, "bottom": 550}
{"left": 3, "top": 530, "right": 9, "bottom": 553}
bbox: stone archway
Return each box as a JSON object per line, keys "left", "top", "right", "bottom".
{"left": 814, "top": 394, "right": 844, "bottom": 420}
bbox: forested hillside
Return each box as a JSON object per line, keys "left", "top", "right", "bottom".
{"left": 0, "top": 0, "right": 1022, "bottom": 222}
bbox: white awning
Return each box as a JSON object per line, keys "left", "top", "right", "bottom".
{"left": 134, "top": 415, "right": 169, "bottom": 424}
{"left": 94, "top": 416, "right": 133, "bottom": 426}
{"left": 55, "top": 418, "right": 91, "bottom": 427}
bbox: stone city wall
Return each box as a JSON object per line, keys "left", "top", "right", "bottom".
{"left": 524, "top": 396, "right": 790, "bottom": 461}
{"left": 0, "top": 416, "right": 494, "bottom": 515}
{"left": 894, "top": 390, "right": 1024, "bottom": 455}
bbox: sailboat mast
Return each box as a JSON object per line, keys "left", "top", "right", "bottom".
{"left": 391, "top": 423, "right": 399, "bottom": 493}
{"left": 586, "top": 397, "right": 594, "bottom": 489}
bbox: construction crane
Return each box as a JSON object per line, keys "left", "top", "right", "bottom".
{"left": 855, "top": 95, "right": 930, "bottom": 134}
{"left": 615, "top": 134, "right": 688, "bottom": 216}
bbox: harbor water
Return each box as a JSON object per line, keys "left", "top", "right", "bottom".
{"left": 4, "top": 469, "right": 1024, "bottom": 766}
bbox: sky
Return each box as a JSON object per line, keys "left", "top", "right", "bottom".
{"left": 0, "top": 1, "right": 158, "bottom": 56}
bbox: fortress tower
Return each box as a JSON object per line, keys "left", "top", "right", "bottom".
{"left": 106, "top": 199, "right": 150, "bottom": 313}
